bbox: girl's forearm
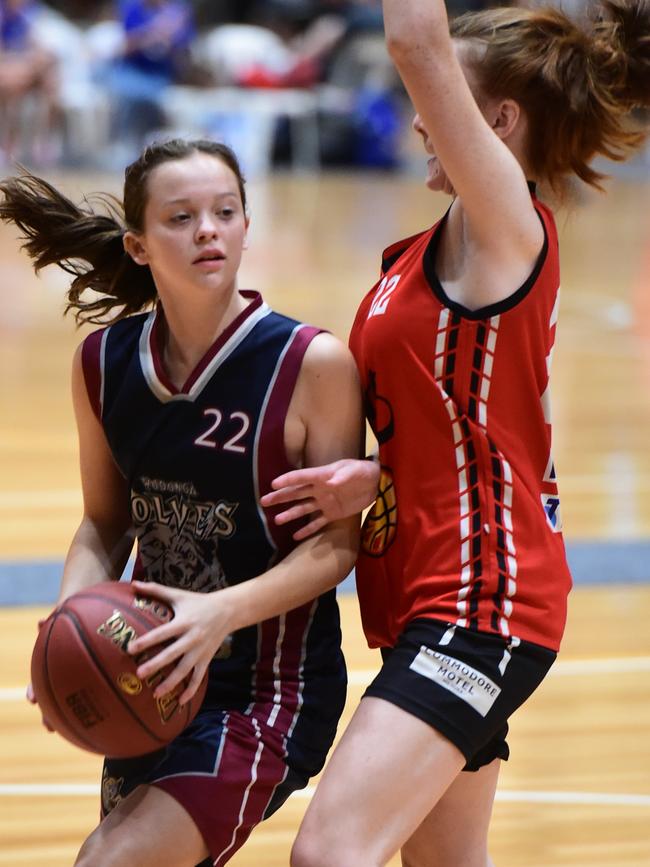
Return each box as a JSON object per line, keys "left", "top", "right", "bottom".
{"left": 224, "top": 519, "right": 359, "bottom": 633}
{"left": 382, "top": 0, "right": 448, "bottom": 52}
{"left": 58, "top": 517, "right": 134, "bottom": 603}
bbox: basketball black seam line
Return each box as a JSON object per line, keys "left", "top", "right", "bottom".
{"left": 64, "top": 607, "right": 170, "bottom": 748}
{"left": 66, "top": 588, "right": 195, "bottom": 731}
{"left": 41, "top": 610, "right": 98, "bottom": 751}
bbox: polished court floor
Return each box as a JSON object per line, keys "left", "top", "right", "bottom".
{"left": 1, "top": 166, "right": 649, "bottom": 865}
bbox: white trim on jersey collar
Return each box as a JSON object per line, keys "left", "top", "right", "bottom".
{"left": 139, "top": 296, "right": 272, "bottom": 403}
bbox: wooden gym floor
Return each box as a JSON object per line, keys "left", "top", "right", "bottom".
{"left": 1, "top": 166, "right": 649, "bottom": 865}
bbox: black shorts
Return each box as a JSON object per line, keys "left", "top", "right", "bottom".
{"left": 363, "top": 618, "right": 556, "bottom": 772}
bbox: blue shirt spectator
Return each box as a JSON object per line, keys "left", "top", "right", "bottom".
{"left": 118, "top": 0, "right": 195, "bottom": 81}
{"left": 1, "top": 0, "right": 39, "bottom": 52}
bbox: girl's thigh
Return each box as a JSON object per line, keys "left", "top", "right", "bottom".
{"left": 400, "top": 759, "right": 500, "bottom": 867}
{"left": 294, "top": 696, "right": 467, "bottom": 866}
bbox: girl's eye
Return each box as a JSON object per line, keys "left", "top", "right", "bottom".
{"left": 219, "top": 208, "right": 234, "bottom": 219}
{"left": 171, "top": 213, "right": 190, "bottom": 223}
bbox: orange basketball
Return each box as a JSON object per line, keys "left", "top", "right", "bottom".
{"left": 30, "top": 581, "right": 207, "bottom": 758}
{"left": 362, "top": 468, "right": 397, "bottom": 556}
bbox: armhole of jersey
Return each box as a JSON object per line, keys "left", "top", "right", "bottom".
{"left": 381, "top": 229, "right": 429, "bottom": 275}
{"left": 81, "top": 328, "right": 107, "bottom": 422}
{"left": 422, "top": 204, "right": 551, "bottom": 320}
{"left": 257, "top": 324, "right": 324, "bottom": 552}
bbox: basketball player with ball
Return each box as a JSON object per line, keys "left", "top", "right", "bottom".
{"left": 0, "top": 139, "right": 361, "bottom": 866}
{"left": 261, "top": 2, "right": 650, "bottom": 865}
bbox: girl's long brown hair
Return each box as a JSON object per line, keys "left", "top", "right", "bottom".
{"left": 451, "top": 0, "right": 650, "bottom": 190}
{"left": 0, "top": 139, "right": 247, "bottom": 324}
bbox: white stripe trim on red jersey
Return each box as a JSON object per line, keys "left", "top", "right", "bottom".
{"left": 433, "top": 307, "right": 450, "bottom": 381}
{"left": 432, "top": 309, "right": 474, "bottom": 627}
{"left": 496, "top": 451, "right": 517, "bottom": 639}
{"left": 476, "top": 316, "right": 499, "bottom": 431}
{"left": 475, "top": 316, "right": 520, "bottom": 638}
{"left": 433, "top": 310, "right": 521, "bottom": 634}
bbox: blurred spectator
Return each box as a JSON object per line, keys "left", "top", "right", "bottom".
{"left": 192, "top": 1, "right": 259, "bottom": 28}
{"left": 0, "top": 0, "right": 62, "bottom": 165}
{"left": 104, "top": 0, "right": 196, "bottom": 158}
{"left": 234, "top": 1, "right": 347, "bottom": 89}
{"left": 226, "top": 0, "right": 382, "bottom": 90}
{"left": 313, "top": 0, "right": 383, "bottom": 35}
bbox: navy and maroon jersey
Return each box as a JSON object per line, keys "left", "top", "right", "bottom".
{"left": 81, "top": 290, "right": 346, "bottom": 773}
{"left": 349, "top": 194, "right": 572, "bottom": 652}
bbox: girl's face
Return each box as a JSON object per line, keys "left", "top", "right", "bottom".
{"left": 126, "top": 151, "right": 249, "bottom": 303}
{"left": 412, "top": 112, "right": 456, "bottom": 195}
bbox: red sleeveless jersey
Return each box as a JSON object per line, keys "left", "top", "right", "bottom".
{"left": 349, "top": 197, "right": 572, "bottom": 652}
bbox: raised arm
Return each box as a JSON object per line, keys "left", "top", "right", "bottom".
{"left": 383, "top": 0, "right": 543, "bottom": 287}
{"left": 128, "top": 333, "right": 364, "bottom": 702}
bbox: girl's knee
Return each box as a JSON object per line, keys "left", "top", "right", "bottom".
{"left": 290, "top": 832, "right": 326, "bottom": 867}
{"left": 401, "top": 839, "right": 493, "bottom": 867}
{"left": 291, "top": 831, "right": 372, "bottom": 867}
{"left": 75, "top": 827, "right": 139, "bottom": 867}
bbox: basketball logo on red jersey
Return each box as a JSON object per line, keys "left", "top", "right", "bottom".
{"left": 361, "top": 468, "right": 397, "bottom": 556}
{"left": 365, "top": 369, "right": 394, "bottom": 445}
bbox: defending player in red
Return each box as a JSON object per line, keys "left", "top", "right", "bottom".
{"left": 261, "top": 2, "right": 650, "bottom": 865}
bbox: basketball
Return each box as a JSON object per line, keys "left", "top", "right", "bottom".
{"left": 361, "top": 468, "right": 397, "bottom": 557}
{"left": 30, "top": 581, "right": 208, "bottom": 758}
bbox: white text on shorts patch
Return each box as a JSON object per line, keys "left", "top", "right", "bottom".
{"left": 409, "top": 646, "right": 501, "bottom": 717}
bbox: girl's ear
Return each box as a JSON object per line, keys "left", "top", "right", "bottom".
{"left": 123, "top": 231, "right": 149, "bottom": 265}
{"left": 490, "top": 98, "right": 521, "bottom": 141}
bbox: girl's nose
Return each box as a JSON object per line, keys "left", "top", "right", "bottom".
{"left": 412, "top": 114, "right": 425, "bottom": 135}
{"left": 196, "top": 214, "right": 218, "bottom": 240}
